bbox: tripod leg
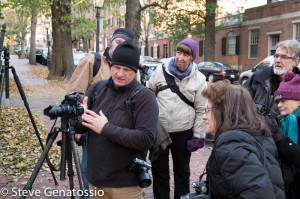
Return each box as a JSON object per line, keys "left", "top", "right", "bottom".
{"left": 0, "top": 65, "right": 4, "bottom": 104}
{"left": 10, "top": 66, "right": 58, "bottom": 185}
{"left": 66, "top": 132, "right": 75, "bottom": 199}
{"left": 21, "top": 127, "right": 60, "bottom": 199}
{"left": 69, "top": 130, "right": 85, "bottom": 192}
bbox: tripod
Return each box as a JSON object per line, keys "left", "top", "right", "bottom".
{"left": 21, "top": 117, "right": 85, "bottom": 199}
{"left": 0, "top": 24, "right": 58, "bottom": 184}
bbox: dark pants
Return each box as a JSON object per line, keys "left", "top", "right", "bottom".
{"left": 80, "top": 133, "right": 90, "bottom": 199}
{"left": 286, "top": 172, "right": 300, "bottom": 199}
{"left": 152, "top": 129, "right": 193, "bottom": 199}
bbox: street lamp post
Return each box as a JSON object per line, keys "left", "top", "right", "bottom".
{"left": 44, "top": 19, "right": 51, "bottom": 68}
{"left": 94, "top": 0, "right": 105, "bottom": 53}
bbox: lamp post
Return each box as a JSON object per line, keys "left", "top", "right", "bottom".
{"left": 44, "top": 19, "right": 51, "bottom": 68}
{"left": 94, "top": 0, "right": 105, "bottom": 53}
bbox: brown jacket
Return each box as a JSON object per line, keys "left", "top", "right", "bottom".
{"left": 67, "top": 54, "right": 111, "bottom": 94}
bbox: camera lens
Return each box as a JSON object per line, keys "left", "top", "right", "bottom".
{"left": 137, "top": 167, "right": 152, "bottom": 188}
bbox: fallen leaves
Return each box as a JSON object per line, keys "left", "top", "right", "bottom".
{"left": 0, "top": 105, "right": 61, "bottom": 183}
{"left": 25, "top": 65, "right": 49, "bottom": 79}
{"left": 3, "top": 79, "right": 33, "bottom": 96}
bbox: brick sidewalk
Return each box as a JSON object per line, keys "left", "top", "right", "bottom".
{"left": 0, "top": 55, "right": 211, "bottom": 198}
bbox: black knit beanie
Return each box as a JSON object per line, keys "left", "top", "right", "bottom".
{"left": 111, "top": 39, "right": 139, "bottom": 72}
{"left": 111, "top": 28, "right": 134, "bottom": 42}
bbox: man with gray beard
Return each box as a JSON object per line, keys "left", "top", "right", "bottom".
{"left": 244, "top": 39, "right": 300, "bottom": 114}
{"left": 244, "top": 39, "right": 300, "bottom": 199}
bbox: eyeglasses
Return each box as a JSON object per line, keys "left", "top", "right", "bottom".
{"left": 204, "top": 107, "right": 214, "bottom": 114}
{"left": 273, "top": 54, "right": 295, "bottom": 60}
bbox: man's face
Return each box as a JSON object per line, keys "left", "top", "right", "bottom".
{"left": 110, "top": 65, "right": 136, "bottom": 87}
{"left": 273, "top": 47, "right": 299, "bottom": 76}
{"left": 109, "top": 38, "right": 126, "bottom": 58}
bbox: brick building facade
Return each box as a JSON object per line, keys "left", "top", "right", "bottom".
{"left": 147, "top": 0, "right": 300, "bottom": 72}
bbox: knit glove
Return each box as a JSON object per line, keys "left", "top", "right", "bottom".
{"left": 186, "top": 137, "right": 205, "bottom": 152}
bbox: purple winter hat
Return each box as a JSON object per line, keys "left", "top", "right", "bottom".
{"left": 274, "top": 71, "right": 300, "bottom": 102}
{"left": 178, "top": 38, "right": 199, "bottom": 61}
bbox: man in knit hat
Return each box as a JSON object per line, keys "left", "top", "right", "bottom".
{"left": 67, "top": 28, "right": 134, "bottom": 198}
{"left": 274, "top": 71, "right": 300, "bottom": 199}
{"left": 67, "top": 28, "right": 135, "bottom": 95}
{"left": 148, "top": 38, "right": 208, "bottom": 198}
{"left": 78, "top": 39, "right": 158, "bottom": 198}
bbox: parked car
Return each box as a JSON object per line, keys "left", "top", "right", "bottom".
{"left": 197, "top": 61, "right": 240, "bottom": 82}
{"left": 159, "top": 57, "right": 171, "bottom": 65}
{"left": 73, "top": 53, "right": 86, "bottom": 68}
{"left": 239, "top": 56, "right": 274, "bottom": 85}
{"left": 139, "top": 56, "right": 162, "bottom": 83}
{"left": 36, "top": 48, "right": 48, "bottom": 66}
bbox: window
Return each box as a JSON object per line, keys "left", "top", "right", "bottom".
{"left": 199, "top": 40, "right": 204, "bottom": 57}
{"left": 294, "top": 23, "right": 300, "bottom": 42}
{"left": 163, "top": 44, "right": 169, "bottom": 58}
{"left": 269, "top": 34, "right": 280, "bottom": 55}
{"left": 226, "top": 32, "right": 236, "bottom": 55}
{"left": 249, "top": 29, "right": 259, "bottom": 58}
{"left": 153, "top": 43, "right": 158, "bottom": 59}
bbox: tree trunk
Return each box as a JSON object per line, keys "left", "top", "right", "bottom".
{"left": 204, "top": 0, "right": 216, "bottom": 61}
{"left": 29, "top": 10, "right": 37, "bottom": 65}
{"left": 125, "top": 0, "right": 141, "bottom": 46}
{"left": 49, "top": 0, "right": 74, "bottom": 81}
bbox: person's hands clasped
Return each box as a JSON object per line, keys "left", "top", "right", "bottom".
{"left": 81, "top": 96, "right": 108, "bottom": 134}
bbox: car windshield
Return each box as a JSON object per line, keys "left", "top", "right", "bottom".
{"left": 141, "top": 56, "right": 155, "bottom": 62}
{"left": 214, "top": 62, "right": 232, "bottom": 69}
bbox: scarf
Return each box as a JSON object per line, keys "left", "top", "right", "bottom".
{"left": 280, "top": 107, "right": 300, "bottom": 145}
{"left": 168, "top": 58, "right": 192, "bottom": 80}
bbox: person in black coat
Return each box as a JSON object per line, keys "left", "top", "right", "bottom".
{"left": 274, "top": 71, "right": 300, "bottom": 199}
{"left": 202, "top": 80, "right": 285, "bottom": 199}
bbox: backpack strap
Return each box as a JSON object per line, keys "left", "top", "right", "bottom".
{"left": 159, "top": 65, "right": 194, "bottom": 107}
{"left": 124, "top": 85, "right": 144, "bottom": 129}
{"left": 93, "top": 52, "right": 101, "bottom": 77}
{"left": 87, "top": 80, "right": 108, "bottom": 109}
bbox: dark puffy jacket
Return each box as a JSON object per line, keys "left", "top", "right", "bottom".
{"left": 207, "top": 129, "right": 285, "bottom": 199}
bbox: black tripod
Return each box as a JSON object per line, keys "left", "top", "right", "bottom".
{"left": 22, "top": 93, "right": 85, "bottom": 199}
{"left": 21, "top": 117, "right": 85, "bottom": 199}
{"left": 0, "top": 23, "right": 58, "bottom": 184}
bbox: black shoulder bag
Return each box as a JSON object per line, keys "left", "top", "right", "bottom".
{"left": 157, "top": 66, "right": 194, "bottom": 107}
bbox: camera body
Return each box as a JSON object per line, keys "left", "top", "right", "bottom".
{"left": 192, "top": 179, "right": 208, "bottom": 195}
{"left": 44, "top": 92, "right": 84, "bottom": 120}
{"left": 128, "top": 158, "right": 152, "bottom": 188}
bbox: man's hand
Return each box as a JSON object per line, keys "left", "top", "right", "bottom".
{"left": 81, "top": 97, "right": 108, "bottom": 134}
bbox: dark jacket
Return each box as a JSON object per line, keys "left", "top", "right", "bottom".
{"left": 207, "top": 129, "right": 285, "bottom": 199}
{"left": 85, "top": 78, "right": 159, "bottom": 187}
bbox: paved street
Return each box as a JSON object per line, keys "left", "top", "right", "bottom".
{"left": 0, "top": 55, "right": 211, "bottom": 198}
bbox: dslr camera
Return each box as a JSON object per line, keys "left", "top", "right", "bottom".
{"left": 128, "top": 158, "right": 152, "bottom": 188}
{"left": 44, "top": 92, "right": 84, "bottom": 120}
